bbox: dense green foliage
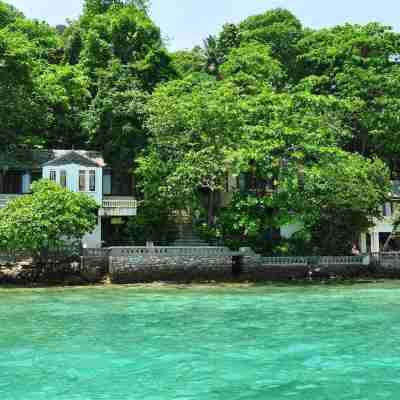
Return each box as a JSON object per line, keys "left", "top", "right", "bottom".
{"left": 0, "top": 180, "right": 98, "bottom": 261}
{"left": 82, "top": 62, "right": 148, "bottom": 170}
{"left": 1, "top": 2, "right": 398, "bottom": 254}
{"left": 0, "top": 0, "right": 171, "bottom": 158}
{"left": 84, "top": 0, "right": 149, "bottom": 15}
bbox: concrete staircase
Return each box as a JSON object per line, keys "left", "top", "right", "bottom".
{"left": 0, "top": 194, "right": 20, "bottom": 208}
{"left": 171, "top": 224, "right": 211, "bottom": 247}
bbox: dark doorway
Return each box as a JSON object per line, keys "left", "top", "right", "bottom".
{"left": 111, "top": 173, "right": 133, "bottom": 196}
{"left": 380, "top": 232, "right": 400, "bottom": 252}
{"left": 102, "top": 217, "right": 132, "bottom": 247}
{"left": 0, "top": 172, "right": 23, "bottom": 194}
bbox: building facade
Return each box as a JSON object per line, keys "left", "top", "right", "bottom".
{"left": 360, "top": 181, "right": 400, "bottom": 253}
{"left": 222, "top": 171, "right": 400, "bottom": 254}
{"left": 0, "top": 150, "right": 137, "bottom": 248}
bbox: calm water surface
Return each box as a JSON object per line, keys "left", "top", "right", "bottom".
{"left": 1, "top": 283, "right": 400, "bottom": 399}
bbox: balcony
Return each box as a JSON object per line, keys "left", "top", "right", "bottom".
{"left": 0, "top": 194, "right": 22, "bottom": 208}
{"left": 99, "top": 196, "right": 138, "bottom": 217}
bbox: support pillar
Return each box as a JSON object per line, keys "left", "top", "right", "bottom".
{"left": 22, "top": 172, "right": 31, "bottom": 193}
{"left": 360, "top": 233, "right": 367, "bottom": 254}
{"left": 370, "top": 231, "right": 380, "bottom": 254}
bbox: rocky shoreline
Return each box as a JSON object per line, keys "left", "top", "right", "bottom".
{"left": 0, "top": 258, "right": 105, "bottom": 286}
{"left": 2, "top": 258, "right": 400, "bottom": 288}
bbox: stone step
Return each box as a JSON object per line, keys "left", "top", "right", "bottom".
{"left": 172, "top": 223, "right": 223, "bottom": 247}
{"left": 172, "top": 235, "right": 211, "bottom": 247}
{"left": 171, "top": 241, "right": 210, "bottom": 247}
{"left": 0, "top": 195, "right": 21, "bottom": 208}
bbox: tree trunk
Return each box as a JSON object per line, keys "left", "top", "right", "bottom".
{"left": 207, "top": 191, "right": 215, "bottom": 227}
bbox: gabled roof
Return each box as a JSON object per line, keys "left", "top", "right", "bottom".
{"left": 42, "top": 150, "right": 102, "bottom": 168}
{"left": 0, "top": 149, "right": 106, "bottom": 170}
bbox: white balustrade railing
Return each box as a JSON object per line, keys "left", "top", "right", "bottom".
{"left": 102, "top": 199, "right": 137, "bottom": 209}
{"left": 318, "top": 256, "right": 364, "bottom": 265}
{"left": 109, "top": 246, "right": 234, "bottom": 257}
{"left": 260, "top": 257, "right": 308, "bottom": 265}
{"left": 260, "top": 256, "right": 365, "bottom": 266}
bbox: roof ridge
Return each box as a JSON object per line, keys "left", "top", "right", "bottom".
{"left": 42, "top": 150, "right": 102, "bottom": 168}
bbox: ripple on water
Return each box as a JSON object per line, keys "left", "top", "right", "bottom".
{"left": 1, "top": 283, "right": 400, "bottom": 399}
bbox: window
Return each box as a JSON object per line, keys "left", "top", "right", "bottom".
{"left": 49, "top": 170, "right": 56, "bottom": 182}
{"left": 79, "top": 170, "right": 86, "bottom": 192}
{"left": 79, "top": 170, "right": 96, "bottom": 192}
{"left": 383, "top": 202, "right": 393, "bottom": 217}
{"left": 60, "top": 170, "right": 67, "bottom": 188}
{"left": 89, "top": 170, "right": 96, "bottom": 192}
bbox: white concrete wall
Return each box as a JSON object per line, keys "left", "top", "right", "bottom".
{"left": 43, "top": 164, "right": 103, "bottom": 205}
{"left": 82, "top": 217, "right": 102, "bottom": 248}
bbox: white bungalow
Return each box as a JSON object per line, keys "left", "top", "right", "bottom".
{"left": 0, "top": 150, "right": 137, "bottom": 248}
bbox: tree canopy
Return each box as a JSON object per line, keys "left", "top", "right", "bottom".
{"left": 0, "top": 2, "right": 397, "bottom": 255}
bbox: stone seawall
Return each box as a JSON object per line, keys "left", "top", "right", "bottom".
{"left": 241, "top": 255, "right": 368, "bottom": 280}
{"left": 109, "top": 254, "right": 370, "bottom": 283}
{"left": 241, "top": 256, "right": 309, "bottom": 280}
{"left": 110, "top": 255, "right": 233, "bottom": 283}
{"left": 0, "top": 252, "right": 377, "bottom": 285}
{"left": 80, "top": 256, "right": 109, "bottom": 283}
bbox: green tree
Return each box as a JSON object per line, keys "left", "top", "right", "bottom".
{"left": 0, "top": 180, "right": 98, "bottom": 265}
{"left": 218, "top": 23, "right": 241, "bottom": 59}
{"left": 203, "top": 35, "right": 223, "bottom": 78}
{"left": 170, "top": 47, "right": 205, "bottom": 78}
{"left": 0, "top": 1, "right": 23, "bottom": 29}
{"left": 0, "top": 28, "right": 48, "bottom": 149}
{"left": 210, "top": 90, "right": 353, "bottom": 254}
{"left": 138, "top": 76, "right": 246, "bottom": 225}
{"left": 64, "top": 1, "right": 173, "bottom": 90}
{"left": 0, "top": 4, "right": 67, "bottom": 149}
{"left": 83, "top": 62, "right": 148, "bottom": 170}
{"left": 282, "top": 154, "right": 390, "bottom": 255}
{"left": 201, "top": 24, "right": 241, "bottom": 78}
{"left": 296, "top": 23, "right": 400, "bottom": 164}
{"left": 38, "top": 64, "right": 91, "bottom": 148}
{"left": 61, "top": 0, "right": 174, "bottom": 160}
{"left": 214, "top": 193, "right": 278, "bottom": 253}
{"left": 220, "top": 42, "right": 286, "bottom": 93}
{"left": 125, "top": 200, "right": 178, "bottom": 244}
{"left": 84, "top": 0, "right": 149, "bottom": 15}
{"left": 239, "top": 8, "right": 304, "bottom": 76}
{"left": 6, "top": 16, "right": 61, "bottom": 63}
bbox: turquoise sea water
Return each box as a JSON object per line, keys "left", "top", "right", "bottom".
{"left": 1, "top": 283, "right": 400, "bottom": 399}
